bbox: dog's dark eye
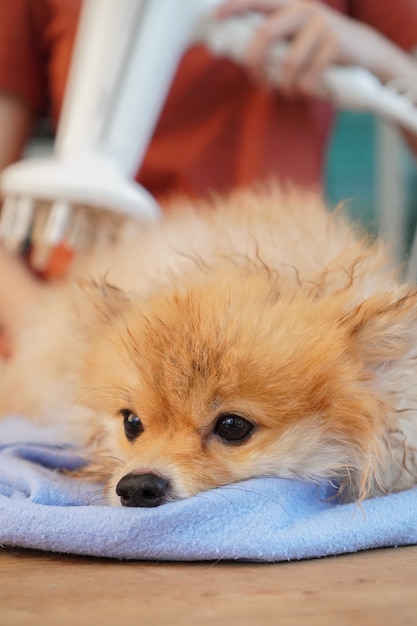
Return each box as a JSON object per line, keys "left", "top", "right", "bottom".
{"left": 214, "top": 413, "right": 255, "bottom": 444}
{"left": 120, "top": 409, "right": 144, "bottom": 442}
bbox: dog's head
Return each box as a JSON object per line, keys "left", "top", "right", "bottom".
{"left": 76, "top": 271, "right": 417, "bottom": 506}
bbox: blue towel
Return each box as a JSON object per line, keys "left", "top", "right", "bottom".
{"left": 1, "top": 416, "right": 416, "bottom": 561}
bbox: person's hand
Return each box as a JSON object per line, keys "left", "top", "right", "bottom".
{"left": 217, "top": 0, "right": 417, "bottom": 97}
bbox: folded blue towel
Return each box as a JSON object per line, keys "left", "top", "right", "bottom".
{"left": 1, "top": 416, "right": 416, "bottom": 561}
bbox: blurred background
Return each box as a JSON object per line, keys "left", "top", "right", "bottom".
{"left": 2, "top": 0, "right": 417, "bottom": 277}
{"left": 326, "top": 111, "right": 417, "bottom": 262}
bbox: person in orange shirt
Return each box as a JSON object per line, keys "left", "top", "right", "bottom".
{"left": 0, "top": 0, "right": 417, "bottom": 353}
{"left": 1, "top": 0, "right": 417, "bottom": 198}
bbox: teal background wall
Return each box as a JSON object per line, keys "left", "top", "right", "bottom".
{"left": 324, "top": 111, "right": 417, "bottom": 253}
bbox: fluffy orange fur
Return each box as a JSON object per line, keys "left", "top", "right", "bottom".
{"left": 2, "top": 183, "right": 417, "bottom": 505}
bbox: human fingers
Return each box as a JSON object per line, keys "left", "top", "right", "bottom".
{"left": 243, "top": 7, "right": 309, "bottom": 77}
{"left": 296, "top": 36, "right": 338, "bottom": 94}
{"left": 277, "top": 15, "right": 338, "bottom": 94}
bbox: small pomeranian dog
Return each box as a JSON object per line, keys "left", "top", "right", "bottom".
{"left": 2, "top": 183, "right": 417, "bottom": 507}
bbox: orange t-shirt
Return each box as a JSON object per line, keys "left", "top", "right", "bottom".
{"left": 1, "top": 0, "right": 417, "bottom": 200}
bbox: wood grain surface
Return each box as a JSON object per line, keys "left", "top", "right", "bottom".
{"left": 1, "top": 545, "right": 417, "bottom": 625}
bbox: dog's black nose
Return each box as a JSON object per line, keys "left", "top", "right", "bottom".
{"left": 116, "top": 472, "right": 169, "bottom": 507}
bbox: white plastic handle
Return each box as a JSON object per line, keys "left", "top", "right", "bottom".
{"left": 197, "top": 11, "right": 417, "bottom": 135}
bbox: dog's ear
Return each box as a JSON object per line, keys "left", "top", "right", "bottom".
{"left": 73, "top": 278, "right": 130, "bottom": 323}
{"left": 340, "top": 288, "right": 417, "bottom": 368}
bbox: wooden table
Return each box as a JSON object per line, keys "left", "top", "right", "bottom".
{"left": 1, "top": 545, "right": 417, "bottom": 625}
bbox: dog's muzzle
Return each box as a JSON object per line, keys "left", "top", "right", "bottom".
{"left": 116, "top": 472, "right": 169, "bottom": 507}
